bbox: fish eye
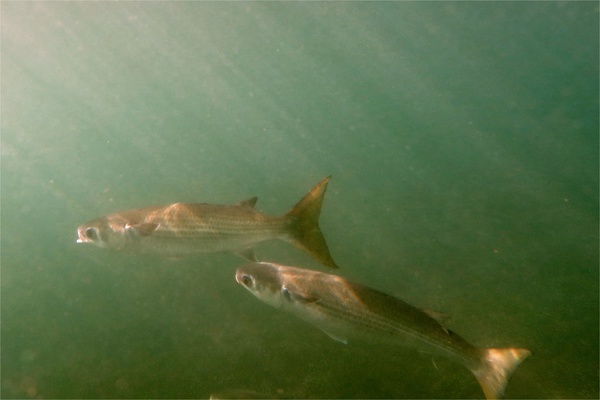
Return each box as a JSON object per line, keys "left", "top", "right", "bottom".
{"left": 240, "top": 275, "right": 253, "bottom": 287}
{"left": 85, "top": 227, "right": 98, "bottom": 240}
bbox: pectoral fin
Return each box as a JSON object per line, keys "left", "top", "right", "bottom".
{"left": 125, "top": 222, "right": 160, "bottom": 237}
{"left": 281, "top": 286, "right": 319, "bottom": 304}
{"left": 279, "top": 286, "right": 347, "bottom": 344}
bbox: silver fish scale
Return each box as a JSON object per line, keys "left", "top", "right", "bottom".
{"left": 151, "top": 204, "right": 288, "bottom": 238}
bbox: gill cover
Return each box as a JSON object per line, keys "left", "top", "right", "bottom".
{"left": 236, "top": 264, "right": 285, "bottom": 309}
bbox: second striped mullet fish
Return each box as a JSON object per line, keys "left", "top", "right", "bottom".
{"left": 236, "top": 262, "right": 531, "bottom": 399}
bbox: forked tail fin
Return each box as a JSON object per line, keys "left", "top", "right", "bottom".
{"left": 285, "top": 176, "right": 339, "bottom": 269}
{"left": 473, "top": 347, "right": 531, "bottom": 399}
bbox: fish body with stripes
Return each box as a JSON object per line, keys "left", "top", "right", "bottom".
{"left": 76, "top": 177, "right": 338, "bottom": 268}
{"left": 236, "top": 262, "right": 531, "bottom": 399}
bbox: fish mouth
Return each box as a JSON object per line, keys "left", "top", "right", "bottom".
{"left": 76, "top": 227, "right": 88, "bottom": 243}
{"left": 234, "top": 270, "right": 245, "bottom": 285}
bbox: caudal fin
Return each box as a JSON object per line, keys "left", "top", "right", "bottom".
{"left": 473, "top": 347, "right": 531, "bottom": 399}
{"left": 285, "top": 176, "right": 339, "bottom": 269}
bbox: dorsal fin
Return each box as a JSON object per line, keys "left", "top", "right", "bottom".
{"left": 236, "top": 197, "right": 258, "bottom": 208}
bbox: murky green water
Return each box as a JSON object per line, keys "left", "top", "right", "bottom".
{"left": 2, "top": 2, "right": 598, "bottom": 399}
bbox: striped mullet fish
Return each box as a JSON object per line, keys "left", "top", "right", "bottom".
{"left": 236, "top": 262, "right": 531, "bottom": 399}
{"left": 76, "top": 177, "right": 338, "bottom": 268}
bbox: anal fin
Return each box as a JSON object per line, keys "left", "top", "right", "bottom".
{"left": 237, "top": 248, "right": 258, "bottom": 262}
{"left": 422, "top": 308, "right": 451, "bottom": 333}
{"left": 322, "top": 329, "right": 348, "bottom": 344}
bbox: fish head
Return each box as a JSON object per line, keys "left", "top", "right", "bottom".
{"left": 236, "top": 262, "right": 286, "bottom": 309}
{"left": 76, "top": 214, "right": 130, "bottom": 250}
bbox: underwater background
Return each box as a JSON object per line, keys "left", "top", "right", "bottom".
{"left": 2, "top": 2, "right": 598, "bottom": 399}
